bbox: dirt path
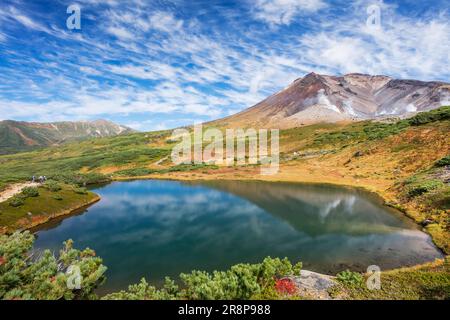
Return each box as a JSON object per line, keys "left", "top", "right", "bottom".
{"left": 154, "top": 155, "right": 169, "bottom": 166}
{"left": 0, "top": 182, "right": 40, "bottom": 203}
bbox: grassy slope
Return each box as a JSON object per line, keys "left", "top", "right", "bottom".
{"left": 0, "top": 130, "right": 172, "bottom": 190}
{"left": 282, "top": 117, "right": 450, "bottom": 253}
{"left": 330, "top": 258, "right": 450, "bottom": 300}
{"left": 0, "top": 130, "right": 172, "bottom": 231}
{"left": 0, "top": 120, "right": 135, "bottom": 155}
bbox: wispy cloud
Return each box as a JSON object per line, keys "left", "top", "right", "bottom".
{"left": 148, "top": 11, "right": 184, "bottom": 33}
{"left": 251, "top": 0, "right": 327, "bottom": 26}
{"left": 0, "top": 0, "right": 448, "bottom": 130}
{"left": 1, "top": 6, "right": 49, "bottom": 32}
{"left": 107, "top": 26, "right": 135, "bottom": 40}
{"left": 297, "top": 4, "right": 450, "bottom": 80}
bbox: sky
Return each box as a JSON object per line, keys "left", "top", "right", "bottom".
{"left": 0, "top": 0, "right": 449, "bottom": 131}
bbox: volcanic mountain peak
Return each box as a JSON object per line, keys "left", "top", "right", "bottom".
{"left": 212, "top": 72, "right": 450, "bottom": 129}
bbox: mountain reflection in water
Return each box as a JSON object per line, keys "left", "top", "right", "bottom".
{"left": 33, "top": 180, "right": 443, "bottom": 294}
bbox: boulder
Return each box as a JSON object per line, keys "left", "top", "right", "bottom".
{"left": 421, "top": 219, "right": 435, "bottom": 227}
{"left": 292, "top": 270, "right": 337, "bottom": 299}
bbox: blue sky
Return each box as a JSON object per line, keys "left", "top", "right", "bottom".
{"left": 0, "top": 0, "right": 449, "bottom": 131}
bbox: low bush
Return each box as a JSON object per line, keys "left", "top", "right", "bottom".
{"left": 45, "top": 180, "right": 62, "bottom": 192}
{"left": 0, "top": 232, "right": 304, "bottom": 301}
{"left": 166, "top": 164, "right": 219, "bottom": 173}
{"left": 9, "top": 196, "right": 24, "bottom": 207}
{"left": 73, "top": 187, "right": 88, "bottom": 195}
{"left": 407, "top": 180, "right": 444, "bottom": 198}
{"left": 104, "top": 257, "right": 302, "bottom": 300}
{"left": 21, "top": 187, "right": 39, "bottom": 198}
{"left": 336, "top": 270, "right": 364, "bottom": 286}
{"left": 49, "top": 172, "right": 111, "bottom": 187}
{"left": 312, "top": 106, "right": 450, "bottom": 147}
{"left": 114, "top": 164, "right": 219, "bottom": 177}
{"left": 114, "top": 168, "right": 157, "bottom": 177}
{"left": 408, "top": 106, "right": 450, "bottom": 126}
{"left": 181, "top": 258, "right": 302, "bottom": 300}
{"left": 312, "top": 121, "right": 409, "bottom": 145}
{"left": 435, "top": 156, "right": 450, "bottom": 167}
{"left": 0, "top": 232, "right": 107, "bottom": 300}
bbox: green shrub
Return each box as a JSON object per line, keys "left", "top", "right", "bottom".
{"left": 114, "top": 164, "right": 219, "bottom": 177}
{"left": 336, "top": 270, "right": 364, "bottom": 286}
{"left": 312, "top": 106, "right": 450, "bottom": 147}
{"left": 103, "top": 257, "right": 302, "bottom": 300}
{"left": 21, "top": 187, "right": 39, "bottom": 198}
{"left": 52, "top": 195, "right": 63, "bottom": 201}
{"left": 9, "top": 196, "right": 25, "bottom": 207}
{"left": 181, "top": 257, "right": 301, "bottom": 300}
{"left": 407, "top": 180, "right": 444, "bottom": 198}
{"left": 114, "top": 168, "right": 157, "bottom": 177}
{"left": 73, "top": 187, "right": 88, "bottom": 195}
{"left": 408, "top": 106, "right": 450, "bottom": 126}
{"left": 435, "top": 156, "right": 450, "bottom": 167}
{"left": 0, "top": 232, "right": 107, "bottom": 300}
{"left": 363, "top": 121, "right": 410, "bottom": 140}
{"left": 103, "top": 277, "right": 180, "bottom": 300}
{"left": 49, "top": 172, "right": 111, "bottom": 187}
{"left": 167, "top": 164, "right": 219, "bottom": 173}
{"left": 312, "top": 120, "right": 410, "bottom": 146}
{"left": 45, "top": 180, "right": 62, "bottom": 192}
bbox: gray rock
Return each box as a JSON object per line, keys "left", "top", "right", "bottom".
{"left": 292, "top": 270, "right": 337, "bottom": 299}
{"left": 421, "top": 219, "right": 435, "bottom": 227}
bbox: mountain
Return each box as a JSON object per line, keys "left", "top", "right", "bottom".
{"left": 212, "top": 72, "right": 450, "bottom": 129}
{"left": 0, "top": 119, "right": 135, "bottom": 154}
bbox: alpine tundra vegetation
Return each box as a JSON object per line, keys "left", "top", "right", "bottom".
{"left": 0, "top": 107, "right": 449, "bottom": 300}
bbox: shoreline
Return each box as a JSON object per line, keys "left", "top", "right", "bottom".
{"left": 0, "top": 182, "right": 40, "bottom": 203}
{"left": 25, "top": 195, "right": 101, "bottom": 233}
{"left": 1, "top": 194, "right": 101, "bottom": 235}
{"left": 113, "top": 172, "right": 448, "bottom": 257}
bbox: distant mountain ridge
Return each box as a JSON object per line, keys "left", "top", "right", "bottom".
{"left": 212, "top": 72, "right": 450, "bottom": 129}
{"left": 0, "top": 119, "right": 135, "bottom": 154}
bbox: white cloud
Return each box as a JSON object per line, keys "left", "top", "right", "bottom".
{"left": 252, "top": 0, "right": 327, "bottom": 25}
{"left": 0, "top": 6, "right": 50, "bottom": 33}
{"left": 107, "top": 26, "right": 135, "bottom": 40}
{"left": 79, "top": 66, "right": 102, "bottom": 76}
{"left": 109, "top": 62, "right": 179, "bottom": 80}
{"left": 296, "top": 5, "right": 450, "bottom": 80}
{"left": 148, "top": 11, "right": 184, "bottom": 33}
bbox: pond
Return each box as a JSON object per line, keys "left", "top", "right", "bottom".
{"left": 33, "top": 180, "right": 443, "bottom": 294}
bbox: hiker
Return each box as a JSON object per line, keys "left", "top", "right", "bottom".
{"left": 43, "top": 176, "right": 47, "bottom": 182}
{"left": 38, "top": 176, "right": 44, "bottom": 184}
{"left": 32, "top": 176, "right": 35, "bottom": 183}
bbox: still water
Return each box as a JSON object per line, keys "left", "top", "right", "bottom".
{"left": 33, "top": 180, "right": 442, "bottom": 293}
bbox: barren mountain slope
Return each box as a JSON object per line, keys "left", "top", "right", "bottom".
{"left": 211, "top": 73, "right": 450, "bottom": 129}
